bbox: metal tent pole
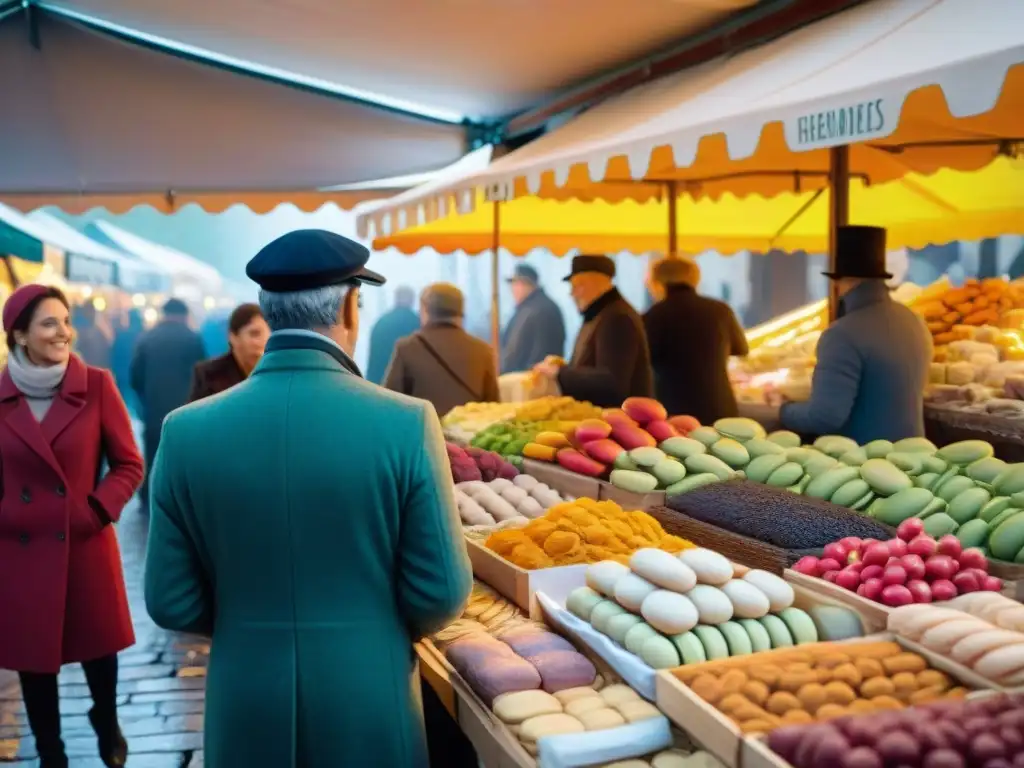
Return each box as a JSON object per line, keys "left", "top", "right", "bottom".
{"left": 490, "top": 201, "right": 501, "bottom": 370}
{"left": 828, "top": 145, "right": 850, "bottom": 322}
{"left": 667, "top": 180, "right": 679, "bottom": 258}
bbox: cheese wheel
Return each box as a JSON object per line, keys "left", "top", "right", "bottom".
{"left": 577, "top": 707, "right": 627, "bottom": 731}
{"left": 721, "top": 580, "right": 771, "bottom": 619}
{"left": 614, "top": 572, "right": 659, "bottom": 613}
{"left": 641, "top": 590, "right": 700, "bottom": 634}
{"left": 685, "top": 585, "right": 734, "bottom": 625}
{"left": 564, "top": 696, "right": 607, "bottom": 718}
{"left": 587, "top": 561, "right": 631, "bottom": 597}
{"left": 519, "top": 713, "right": 585, "bottom": 742}
{"left": 678, "top": 548, "right": 733, "bottom": 585}
{"left": 600, "top": 684, "right": 641, "bottom": 707}
{"left": 630, "top": 548, "right": 698, "bottom": 592}
{"left": 742, "top": 570, "right": 795, "bottom": 612}
{"left": 617, "top": 700, "right": 662, "bottom": 723}
{"left": 492, "top": 690, "right": 563, "bottom": 724}
{"left": 553, "top": 687, "right": 600, "bottom": 705}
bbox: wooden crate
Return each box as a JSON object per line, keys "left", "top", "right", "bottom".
{"left": 522, "top": 459, "right": 602, "bottom": 499}
{"left": 599, "top": 482, "right": 667, "bottom": 510}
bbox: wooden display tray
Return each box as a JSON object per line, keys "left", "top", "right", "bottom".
{"left": 654, "top": 633, "right": 996, "bottom": 768}
{"left": 416, "top": 640, "right": 456, "bottom": 720}
{"left": 598, "top": 482, "right": 667, "bottom": 511}
{"left": 522, "top": 458, "right": 602, "bottom": 500}
{"left": 784, "top": 569, "right": 893, "bottom": 628}
{"left": 465, "top": 538, "right": 588, "bottom": 619}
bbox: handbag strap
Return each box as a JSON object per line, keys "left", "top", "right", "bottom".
{"left": 415, "top": 335, "right": 483, "bottom": 401}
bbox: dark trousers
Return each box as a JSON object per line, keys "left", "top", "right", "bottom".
{"left": 19, "top": 654, "right": 119, "bottom": 762}
{"left": 421, "top": 677, "right": 478, "bottom": 768}
{"left": 140, "top": 423, "right": 162, "bottom": 505}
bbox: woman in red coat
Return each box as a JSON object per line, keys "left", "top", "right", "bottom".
{"left": 0, "top": 284, "right": 143, "bottom": 768}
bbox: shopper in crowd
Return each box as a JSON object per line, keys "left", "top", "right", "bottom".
{"left": 73, "top": 301, "right": 112, "bottom": 370}
{"left": 111, "top": 309, "right": 144, "bottom": 418}
{"left": 187, "top": 302, "right": 269, "bottom": 402}
{"left": 144, "top": 230, "right": 472, "bottom": 768}
{"left": 130, "top": 298, "right": 205, "bottom": 505}
{"left": 384, "top": 281, "right": 500, "bottom": 416}
{"left": 533, "top": 254, "right": 652, "bottom": 407}
{"left": 779, "top": 226, "right": 933, "bottom": 444}
{"left": 644, "top": 256, "right": 749, "bottom": 424}
{"left": 199, "top": 310, "right": 230, "bottom": 358}
{"left": 0, "top": 285, "right": 143, "bottom": 768}
{"left": 501, "top": 263, "right": 565, "bottom": 373}
{"left": 366, "top": 285, "right": 419, "bottom": 384}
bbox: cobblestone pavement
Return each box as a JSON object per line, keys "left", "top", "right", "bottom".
{"left": 0, "top": 501, "right": 210, "bottom": 767}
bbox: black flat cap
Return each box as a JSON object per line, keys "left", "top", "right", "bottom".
{"left": 563, "top": 254, "right": 615, "bottom": 281}
{"left": 246, "top": 229, "right": 385, "bottom": 292}
{"left": 507, "top": 264, "right": 539, "bottom": 285}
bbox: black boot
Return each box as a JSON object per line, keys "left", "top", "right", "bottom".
{"left": 89, "top": 706, "right": 128, "bottom": 768}
{"left": 36, "top": 738, "right": 69, "bottom": 768}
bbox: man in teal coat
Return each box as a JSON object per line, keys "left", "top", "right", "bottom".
{"left": 144, "top": 230, "right": 473, "bottom": 768}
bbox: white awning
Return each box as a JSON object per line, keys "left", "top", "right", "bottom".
{"left": 358, "top": 0, "right": 1024, "bottom": 237}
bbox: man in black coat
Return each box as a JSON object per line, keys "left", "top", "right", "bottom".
{"left": 501, "top": 264, "right": 566, "bottom": 373}
{"left": 643, "top": 257, "right": 748, "bottom": 424}
{"left": 366, "top": 286, "right": 420, "bottom": 384}
{"left": 130, "top": 298, "right": 206, "bottom": 503}
{"left": 534, "top": 254, "right": 652, "bottom": 407}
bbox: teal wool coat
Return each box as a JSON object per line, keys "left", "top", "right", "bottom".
{"left": 144, "top": 332, "right": 473, "bottom": 768}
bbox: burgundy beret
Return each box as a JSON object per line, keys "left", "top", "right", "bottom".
{"left": 3, "top": 284, "right": 54, "bottom": 332}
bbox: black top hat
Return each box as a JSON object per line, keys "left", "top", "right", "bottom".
{"left": 563, "top": 254, "right": 616, "bottom": 281}
{"left": 823, "top": 225, "right": 891, "bottom": 280}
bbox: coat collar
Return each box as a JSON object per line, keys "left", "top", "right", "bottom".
{"left": 259, "top": 330, "right": 363, "bottom": 378}
{"left": 581, "top": 288, "right": 622, "bottom": 323}
{"left": 839, "top": 280, "right": 890, "bottom": 317}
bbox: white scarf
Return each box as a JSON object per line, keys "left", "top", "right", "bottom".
{"left": 6, "top": 346, "right": 68, "bottom": 420}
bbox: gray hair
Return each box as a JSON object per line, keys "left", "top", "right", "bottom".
{"left": 258, "top": 284, "right": 347, "bottom": 331}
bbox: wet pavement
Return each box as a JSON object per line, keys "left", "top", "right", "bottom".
{"left": 0, "top": 500, "right": 210, "bottom": 767}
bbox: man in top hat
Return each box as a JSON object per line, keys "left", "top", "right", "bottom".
{"left": 533, "top": 254, "right": 653, "bottom": 407}
{"left": 501, "top": 263, "right": 566, "bottom": 373}
{"left": 780, "top": 225, "right": 932, "bottom": 444}
{"left": 143, "top": 230, "right": 472, "bottom": 768}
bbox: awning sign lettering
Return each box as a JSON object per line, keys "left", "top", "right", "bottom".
{"left": 792, "top": 99, "right": 885, "bottom": 150}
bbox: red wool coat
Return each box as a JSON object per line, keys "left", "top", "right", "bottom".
{"left": 0, "top": 354, "right": 143, "bottom": 673}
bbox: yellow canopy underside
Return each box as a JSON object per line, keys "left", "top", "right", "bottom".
{"left": 375, "top": 157, "right": 1024, "bottom": 256}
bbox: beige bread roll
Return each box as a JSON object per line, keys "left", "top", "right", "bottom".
{"left": 617, "top": 700, "right": 662, "bottom": 723}
{"left": 519, "top": 713, "right": 586, "bottom": 743}
{"left": 652, "top": 749, "right": 692, "bottom": 768}
{"left": 601, "top": 683, "right": 641, "bottom": 707}
{"left": 577, "top": 707, "right": 627, "bottom": 731}
{"left": 564, "top": 696, "right": 607, "bottom": 718}
{"left": 554, "top": 686, "right": 600, "bottom": 705}
{"left": 492, "top": 690, "right": 563, "bottom": 724}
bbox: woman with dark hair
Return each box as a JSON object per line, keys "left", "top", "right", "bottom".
{"left": 0, "top": 284, "right": 143, "bottom": 767}
{"left": 188, "top": 302, "right": 270, "bottom": 402}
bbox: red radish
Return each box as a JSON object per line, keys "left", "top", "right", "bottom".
{"left": 908, "top": 535, "right": 938, "bottom": 559}
{"left": 907, "top": 580, "right": 933, "bottom": 603}
{"left": 860, "top": 565, "right": 884, "bottom": 582}
{"left": 952, "top": 570, "right": 981, "bottom": 594}
{"left": 931, "top": 579, "right": 958, "bottom": 602}
{"left": 886, "top": 556, "right": 903, "bottom": 568}
{"left": 840, "top": 537, "right": 863, "bottom": 553}
{"left": 858, "top": 578, "right": 884, "bottom": 600}
{"left": 793, "top": 556, "right": 820, "bottom": 576}
{"left": 862, "top": 543, "right": 890, "bottom": 567}
{"left": 823, "top": 542, "right": 849, "bottom": 562}
{"left": 846, "top": 561, "right": 865, "bottom": 574}
{"left": 883, "top": 565, "right": 908, "bottom": 586}
{"left": 881, "top": 584, "right": 915, "bottom": 606}
{"left": 835, "top": 569, "right": 861, "bottom": 592}
{"left": 823, "top": 570, "right": 840, "bottom": 584}
{"left": 958, "top": 548, "right": 988, "bottom": 572}
{"left": 897, "top": 518, "right": 925, "bottom": 542}
{"left": 901, "top": 554, "right": 927, "bottom": 581}
{"left": 925, "top": 555, "right": 959, "bottom": 582}
{"left": 981, "top": 575, "right": 1004, "bottom": 592}
{"left": 888, "top": 538, "right": 909, "bottom": 558}
{"left": 936, "top": 534, "right": 963, "bottom": 559}
{"left": 860, "top": 538, "right": 880, "bottom": 550}
{"left": 961, "top": 567, "right": 989, "bottom": 583}
{"left": 818, "top": 558, "right": 842, "bottom": 573}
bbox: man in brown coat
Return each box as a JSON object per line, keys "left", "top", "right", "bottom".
{"left": 384, "top": 282, "right": 499, "bottom": 417}
{"left": 534, "top": 254, "right": 652, "bottom": 407}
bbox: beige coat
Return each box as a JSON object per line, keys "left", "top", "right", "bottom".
{"left": 384, "top": 322, "right": 499, "bottom": 417}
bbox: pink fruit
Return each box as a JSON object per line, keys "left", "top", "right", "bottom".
{"left": 982, "top": 576, "right": 1004, "bottom": 592}
{"left": 860, "top": 565, "right": 884, "bottom": 582}
{"left": 840, "top": 537, "right": 863, "bottom": 553}
{"left": 901, "top": 554, "right": 927, "bottom": 581}
{"left": 886, "top": 557, "right": 902, "bottom": 568}
{"left": 931, "top": 579, "right": 958, "bottom": 602}
{"left": 862, "top": 543, "right": 891, "bottom": 568}
{"left": 883, "top": 565, "right": 908, "bottom": 586}
{"left": 897, "top": 518, "right": 925, "bottom": 542}
{"left": 937, "top": 535, "right": 963, "bottom": 559}
{"left": 823, "top": 570, "right": 840, "bottom": 584}
{"left": 908, "top": 535, "right": 938, "bottom": 559}
{"left": 953, "top": 571, "right": 981, "bottom": 594}
{"left": 610, "top": 424, "right": 657, "bottom": 450}
{"left": 823, "top": 542, "right": 850, "bottom": 562}
{"left": 888, "top": 538, "right": 909, "bottom": 558}
{"left": 859, "top": 578, "right": 884, "bottom": 600}
{"left": 667, "top": 415, "right": 700, "bottom": 435}
{"left": 958, "top": 548, "right": 988, "bottom": 572}
{"left": 907, "top": 580, "right": 933, "bottom": 603}
{"left": 962, "top": 567, "right": 989, "bottom": 583}
{"left": 601, "top": 409, "right": 637, "bottom": 430}
{"left": 836, "top": 569, "right": 861, "bottom": 592}
{"left": 925, "top": 555, "right": 959, "bottom": 582}
{"left": 583, "top": 438, "right": 626, "bottom": 465}
{"left": 881, "top": 584, "right": 915, "bottom": 607}
{"left": 644, "top": 419, "right": 679, "bottom": 443}
{"left": 621, "top": 397, "right": 667, "bottom": 425}
{"left": 846, "top": 561, "right": 865, "bottom": 574}
{"left": 574, "top": 419, "right": 613, "bottom": 444}
{"left": 818, "top": 558, "right": 842, "bottom": 573}
{"left": 793, "top": 556, "right": 820, "bottom": 576}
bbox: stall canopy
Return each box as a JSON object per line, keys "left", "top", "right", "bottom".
{"left": 374, "top": 157, "right": 1024, "bottom": 256}
{"left": 27, "top": 211, "right": 172, "bottom": 294}
{"left": 359, "top": 0, "right": 1024, "bottom": 236}
{"left": 85, "top": 221, "right": 222, "bottom": 302}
